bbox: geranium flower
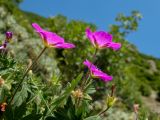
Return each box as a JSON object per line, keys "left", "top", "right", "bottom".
{"left": 83, "top": 60, "right": 113, "bottom": 82}
{"left": 32, "top": 23, "right": 75, "bottom": 49}
{"left": 0, "top": 41, "right": 7, "bottom": 50}
{"left": 0, "top": 46, "right": 5, "bottom": 50}
{"left": 86, "top": 28, "right": 121, "bottom": 50}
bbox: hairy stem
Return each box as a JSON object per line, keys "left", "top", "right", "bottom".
{"left": 98, "top": 106, "right": 110, "bottom": 116}
{"left": 9, "top": 47, "right": 47, "bottom": 105}
{"left": 134, "top": 112, "right": 138, "bottom": 120}
{"left": 81, "top": 48, "right": 98, "bottom": 89}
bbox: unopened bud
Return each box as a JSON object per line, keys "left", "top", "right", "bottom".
{"left": 133, "top": 104, "right": 139, "bottom": 113}
{"left": 72, "top": 89, "right": 83, "bottom": 98}
{"left": 29, "top": 70, "right": 33, "bottom": 75}
{"left": 0, "top": 76, "right": 5, "bottom": 86}
{"left": 0, "top": 102, "right": 7, "bottom": 112}
{"left": 5, "top": 31, "right": 13, "bottom": 42}
{"left": 106, "top": 95, "right": 117, "bottom": 108}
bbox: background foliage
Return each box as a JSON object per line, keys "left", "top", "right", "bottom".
{"left": 0, "top": 0, "right": 160, "bottom": 119}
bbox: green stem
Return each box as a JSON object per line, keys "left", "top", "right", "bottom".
{"left": 81, "top": 48, "right": 98, "bottom": 89}
{"left": 9, "top": 47, "right": 47, "bottom": 105}
{"left": 98, "top": 106, "right": 110, "bottom": 116}
{"left": 134, "top": 112, "right": 138, "bottom": 120}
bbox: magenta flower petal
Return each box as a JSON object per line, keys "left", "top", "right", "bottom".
{"left": 86, "top": 28, "right": 121, "bottom": 50}
{"left": 53, "top": 43, "right": 75, "bottom": 49}
{"left": 32, "top": 23, "right": 46, "bottom": 41}
{"left": 39, "top": 31, "right": 64, "bottom": 45}
{"left": 107, "top": 42, "right": 121, "bottom": 50}
{"left": 86, "top": 28, "right": 96, "bottom": 46}
{"left": 92, "top": 70, "right": 113, "bottom": 82}
{"left": 93, "top": 31, "right": 112, "bottom": 47}
{"left": 83, "top": 59, "right": 97, "bottom": 70}
{"left": 32, "top": 23, "right": 75, "bottom": 49}
{"left": 83, "top": 60, "right": 113, "bottom": 82}
{"left": 32, "top": 23, "right": 43, "bottom": 32}
{"left": 32, "top": 23, "right": 64, "bottom": 44}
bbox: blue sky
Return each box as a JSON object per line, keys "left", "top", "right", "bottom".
{"left": 20, "top": 0, "right": 160, "bottom": 58}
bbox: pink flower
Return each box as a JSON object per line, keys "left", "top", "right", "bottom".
{"left": 83, "top": 60, "right": 113, "bottom": 82}
{"left": 86, "top": 28, "right": 121, "bottom": 50}
{"left": 0, "top": 41, "right": 7, "bottom": 50}
{"left": 32, "top": 23, "right": 75, "bottom": 49}
{"left": 0, "top": 46, "right": 5, "bottom": 49}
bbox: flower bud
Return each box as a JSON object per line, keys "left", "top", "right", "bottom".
{"left": 0, "top": 102, "right": 7, "bottom": 112}
{"left": 72, "top": 89, "right": 83, "bottom": 98}
{"left": 133, "top": 104, "right": 139, "bottom": 113}
{"left": 106, "top": 95, "right": 117, "bottom": 108}
{"left": 0, "top": 76, "right": 5, "bottom": 86}
{"left": 5, "top": 31, "right": 13, "bottom": 42}
{"left": 29, "top": 70, "right": 33, "bottom": 75}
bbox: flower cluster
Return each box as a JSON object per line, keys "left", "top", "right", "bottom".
{"left": 0, "top": 31, "right": 12, "bottom": 50}
{"left": 0, "top": 22, "right": 122, "bottom": 119}
{"left": 31, "top": 23, "right": 121, "bottom": 83}
{"left": 84, "top": 28, "right": 121, "bottom": 82}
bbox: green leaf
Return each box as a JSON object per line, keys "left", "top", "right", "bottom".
{"left": 65, "top": 73, "right": 83, "bottom": 94}
{"left": 50, "top": 97, "right": 82, "bottom": 120}
{"left": 83, "top": 93, "right": 92, "bottom": 100}
{"left": 51, "top": 73, "right": 82, "bottom": 109}
{"left": 76, "top": 100, "right": 90, "bottom": 117}
{"left": 0, "top": 86, "right": 8, "bottom": 102}
{"left": 12, "top": 84, "right": 28, "bottom": 107}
